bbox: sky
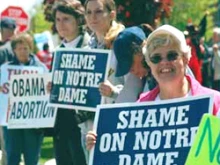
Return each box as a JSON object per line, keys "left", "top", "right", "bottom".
{"left": 0, "top": 0, "right": 43, "bottom": 17}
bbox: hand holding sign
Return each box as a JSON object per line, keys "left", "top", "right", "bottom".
{"left": 89, "top": 95, "right": 213, "bottom": 165}
{"left": 86, "top": 131, "right": 97, "bottom": 150}
{"left": 50, "top": 48, "right": 111, "bottom": 111}
{"left": 9, "top": 73, "right": 57, "bottom": 129}
{"left": 99, "top": 80, "right": 114, "bottom": 97}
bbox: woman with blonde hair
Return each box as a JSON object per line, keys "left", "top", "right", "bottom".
{"left": 85, "top": 25, "right": 220, "bottom": 152}
{"left": 80, "top": 0, "right": 125, "bottom": 162}
{"left": 139, "top": 25, "right": 220, "bottom": 115}
{"left": 84, "top": 0, "right": 125, "bottom": 103}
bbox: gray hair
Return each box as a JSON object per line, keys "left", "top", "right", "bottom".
{"left": 143, "top": 33, "right": 191, "bottom": 62}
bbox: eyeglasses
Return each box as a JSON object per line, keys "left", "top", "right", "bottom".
{"left": 149, "top": 51, "right": 180, "bottom": 64}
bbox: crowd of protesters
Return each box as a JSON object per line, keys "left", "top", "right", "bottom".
{"left": 0, "top": 0, "right": 219, "bottom": 165}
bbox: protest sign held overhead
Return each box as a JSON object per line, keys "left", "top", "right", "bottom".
{"left": 9, "top": 73, "right": 57, "bottom": 129}
{"left": 185, "top": 114, "right": 220, "bottom": 165}
{"left": 89, "top": 95, "right": 213, "bottom": 165}
{"left": 0, "top": 64, "right": 44, "bottom": 126}
{"left": 50, "top": 48, "right": 111, "bottom": 111}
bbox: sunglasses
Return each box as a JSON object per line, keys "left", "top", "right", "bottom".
{"left": 149, "top": 51, "right": 180, "bottom": 64}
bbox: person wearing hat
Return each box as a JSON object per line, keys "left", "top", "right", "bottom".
{"left": 85, "top": 25, "right": 219, "bottom": 150}
{"left": 138, "top": 24, "right": 220, "bottom": 116}
{"left": 0, "top": 18, "right": 16, "bottom": 43}
{"left": 86, "top": 25, "right": 156, "bottom": 150}
{"left": 0, "top": 17, "right": 17, "bottom": 165}
{"left": 0, "top": 18, "right": 17, "bottom": 65}
{"left": 100, "top": 24, "right": 193, "bottom": 103}
{"left": 113, "top": 25, "right": 156, "bottom": 103}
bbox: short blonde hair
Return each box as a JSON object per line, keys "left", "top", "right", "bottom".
{"left": 143, "top": 25, "right": 191, "bottom": 62}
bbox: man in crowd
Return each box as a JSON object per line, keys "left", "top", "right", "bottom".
{"left": 0, "top": 17, "right": 17, "bottom": 165}
{"left": 0, "top": 17, "right": 17, "bottom": 65}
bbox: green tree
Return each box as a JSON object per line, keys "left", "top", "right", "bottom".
{"left": 30, "top": 5, "right": 53, "bottom": 34}
{"left": 28, "top": 5, "right": 54, "bottom": 53}
{"left": 168, "top": 0, "right": 218, "bottom": 40}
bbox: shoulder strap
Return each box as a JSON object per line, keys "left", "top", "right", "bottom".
{"left": 76, "top": 36, "right": 84, "bottom": 48}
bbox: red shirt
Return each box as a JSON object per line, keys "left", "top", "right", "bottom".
{"left": 187, "top": 39, "right": 203, "bottom": 83}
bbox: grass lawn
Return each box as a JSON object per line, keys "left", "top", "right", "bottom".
{"left": 40, "top": 137, "right": 54, "bottom": 164}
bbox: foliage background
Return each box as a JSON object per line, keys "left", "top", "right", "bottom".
{"left": 37, "top": 0, "right": 219, "bottom": 41}
{"left": 168, "top": 0, "right": 218, "bottom": 41}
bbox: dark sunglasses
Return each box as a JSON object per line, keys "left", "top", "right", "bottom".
{"left": 150, "top": 51, "right": 180, "bottom": 64}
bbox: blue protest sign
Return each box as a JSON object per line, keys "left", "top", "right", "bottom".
{"left": 50, "top": 48, "right": 111, "bottom": 111}
{"left": 90, "top": 95, "right": 213, "bottom": 165}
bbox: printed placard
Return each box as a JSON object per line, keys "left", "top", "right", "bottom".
{"left": 50, "top": 48, "right": 111, "bottom": 111}
{"left": 89, "top": 95, "right": 213, "bottom": 165}
{"left": 0, "top": 64, "right": 44, "bottom": 125}
{"left": 8, "top": 73, "right": 57, "bottom": 129}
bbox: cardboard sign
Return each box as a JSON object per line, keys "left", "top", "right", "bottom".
{"left": 8, "top": 73, "right": 57, "bottom": 129}
{"left": 89, "top": 95, "right": 213, "bottom": 165}
{"left": 185, "top": 114, "right": 220, "bottom": 165}
{"left": 0, "top": 64, "right": 43, "bottom": 125}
